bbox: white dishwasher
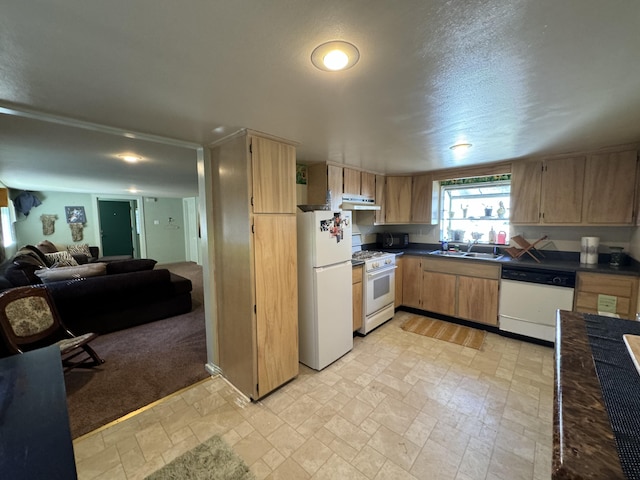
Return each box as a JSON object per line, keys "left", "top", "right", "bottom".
{"left": 499, "top": 266, "right": 575, "bottom": 343}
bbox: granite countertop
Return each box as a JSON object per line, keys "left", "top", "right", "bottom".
{"left": 554, "top": 310, "right": 625, "bottom": 479}
{"left": 373, "top": 244, "right": 640, "bottom": 277}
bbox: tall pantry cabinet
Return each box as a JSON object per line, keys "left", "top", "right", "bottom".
{"left": 210, "top": 130, "right": 299, "bottom": 400}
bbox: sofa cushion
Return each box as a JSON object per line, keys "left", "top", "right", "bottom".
{"left": 1, "top": 247, "right": 48, "bottom": 286}
{"left": 106, "top": 258, "right": 157, "bottom": 275}
{"left": 35, "top": 263, "right": 107, "bottom": 283}
{"left": 67, "top": 243, "right": 92, "bottom": 258}
{"left": 36, "top": 240, "right": 58, "bottom": 254}
{"left": 44, "top": 251, "right": 79, "bottom": 267}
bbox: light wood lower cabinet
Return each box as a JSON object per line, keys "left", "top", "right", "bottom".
{"left": 402, "top": 256, "right": 423, "bottom": 308}
{"left": 419, "top": 257, "right": 500, "bottom": 326}
{"left": 352, "top": 265, "right": 363, "bottom": 332}
{"left": 574, "top": 272, "right": 639, "bottom": 320}
{"left": 395, "top": 256, "right": 403, "bottom": 307}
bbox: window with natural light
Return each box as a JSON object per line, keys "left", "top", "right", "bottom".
{"left": 439, "top": 175, "right": 511, "bottom": 245}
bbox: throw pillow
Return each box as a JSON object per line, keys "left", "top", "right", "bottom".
{"left": 67, "top": 243, "right": 92, "bottom": 258}
{"left": 34, "top": 262, "right": 107, "bottom": 283}
{"left": 36, "top": 240, "right": 58, "bottom": 254}
{"left": 44, "top": 251, "right": 79, "bottom": 268}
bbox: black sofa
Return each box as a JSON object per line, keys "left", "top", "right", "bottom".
{"left": 0, "top": 245, "right": 192, "bottom": 347}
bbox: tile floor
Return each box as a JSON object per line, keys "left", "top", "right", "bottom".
{"left": 73, "top": 312, "right": 554, "bottom": 480}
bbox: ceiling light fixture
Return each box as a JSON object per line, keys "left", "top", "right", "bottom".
{"left": 311, "top": 41, "right": 360, "bottom": 72}
{"left": 449, "top": 143, "right": 472, "bottom": 151}
{"left": 118, "top": 154, "right": 142, "bottom": 163}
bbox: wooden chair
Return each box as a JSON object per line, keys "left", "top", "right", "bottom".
{"left": 0, "top": 285, "right": 104, "bottom": 371}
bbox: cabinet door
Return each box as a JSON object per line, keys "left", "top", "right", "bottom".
{"left": 584, "top": 150, "right": 637, "bottom": 224}
{"left": 343, "top": 168, "right": 361, "bottom": 196}
{"left": 411, "top": 174, "right": 432, "bottom": 223}
{"left": 395, "top": 256, "right": 403, "bottom": 307}
{"left": 352, "top": 271, "right": 363, "bottom": 332}
{"left": 361, "top": 172, "right": 376, "bottom": 198}
{"left": 251, "top": 136, "right": 296, "bottom": 214}
{"left": 385, "top": 176, "right": 412, "bottom": 223}
{"left": 402, "top": 256, "right": 422, "bottom": 308}
{"left": 422, "top": 271, "right": 456, "bottom": 316}
{"left": 541, "top": 156, "right": 585, "bottom": 224}
{"left": 457, "top": 276, "right": 498, "bottom": 325}
{"left": 510, "top": 161, "right": 542, "bottom": 224}
{"left": 254, "top": 214, "right": 299, "bottom": 397}
{"left": 375, "top": 175, "right": 386, "bottom": 224}
{"left": 575, "top": 272, "right": 638, "bottom": 320}
{"left": 327, "top": 165, "right": 343, "bottom": 210}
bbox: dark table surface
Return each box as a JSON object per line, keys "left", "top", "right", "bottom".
{"left": 0, "top": 345, "right": 77, "bottom": 480}
{"left": 554, "top": 310, "right": 626, "bottom": 479}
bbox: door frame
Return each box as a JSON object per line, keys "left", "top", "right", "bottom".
{"left": 91, "top": 194, "right": 147, "bottom": 259}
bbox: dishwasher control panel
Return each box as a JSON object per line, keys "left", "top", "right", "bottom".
{"left": 501, "top": 267, "right": 576, "bottom": 288}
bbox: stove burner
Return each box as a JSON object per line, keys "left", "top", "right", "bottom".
{"left": 352, "top": 250, "right": 389, "bottom": 260}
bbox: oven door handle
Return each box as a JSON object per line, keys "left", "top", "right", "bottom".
{"left": 367, "top": 265, "right": 397, "bottom": 280}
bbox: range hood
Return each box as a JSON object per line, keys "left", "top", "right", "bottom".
{"left": 341, "top": 195, "right": 381, "bottom": 211}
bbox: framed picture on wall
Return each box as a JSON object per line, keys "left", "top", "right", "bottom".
{"left": 65, "top": 206, "right": 86, "bottom": 224}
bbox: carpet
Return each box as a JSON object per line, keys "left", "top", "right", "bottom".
{"left": 145, "top": 435, "right": 255, "bottom": 480}
{"left": 401, "top": 315, "right": 486, "bottom": 350}
{"left": 65, "top": 262, "right": 209, "bottom": 439}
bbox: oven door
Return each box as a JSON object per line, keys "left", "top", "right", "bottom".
{"left": 365, "top": 266, "right": 396, "bottom": 315}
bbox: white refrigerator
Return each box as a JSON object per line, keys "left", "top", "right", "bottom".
{"left": 297, "top": 209, "right": 353, "bottom": 370}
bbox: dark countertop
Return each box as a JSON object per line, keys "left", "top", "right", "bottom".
{"left": 371, "top": 243, "right": 640, "bottom": 277}
{"left": 554, "top": 310, "right": 625, "bottom": 479}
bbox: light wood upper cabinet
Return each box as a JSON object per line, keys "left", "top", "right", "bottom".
{"left": 510, "top": 161, "right": 542, "bottom": 224}
{"left": 385, "top": 176, "right": 412, "bottom": 224}
{"left": 541, "top": 156, "right": 585, "bottom": 224}
{"left": 375, "top": 174, "right": 386, "bottom": 224}
{"left": 251, "top": 136, "right": 296, "bottom": 214}
{"left": 411, "top": 174, "right": 433, "bottom": 223}
{"left": 343, "top": 168, "right": 361, "bottom": 196}
{"left": 307, "top": 164, "right": 343, "bottom": 210}
{"left": 0, "top": 188, "right": 8, "bottom": 207}
{"left": 583, "top": 150, "right": 637, "bottom": 224}
{"left": 361, "top": 172, "right": 376, "bottom": 198}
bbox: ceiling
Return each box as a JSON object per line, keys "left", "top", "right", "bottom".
{"left": 1, "top": 1, "right": 639, "bottom": 199}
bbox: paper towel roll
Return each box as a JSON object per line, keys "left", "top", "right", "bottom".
{"left": 581, "top": 236, "right": 599, "bottom": 264}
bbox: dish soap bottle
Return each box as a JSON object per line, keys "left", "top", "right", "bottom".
{"left": 489, "top": 227, "right": 496, "bottom": 244}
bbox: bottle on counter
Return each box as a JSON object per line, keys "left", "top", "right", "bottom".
{"left": 489, "top": 227, "right": 496, "bottom": 244}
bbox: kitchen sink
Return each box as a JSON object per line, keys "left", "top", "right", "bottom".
{"left": 429, "top": 250, "right": 467, "bottom": 257}
{"left": 429, "top": 250, "right": 503, "bottom": 260}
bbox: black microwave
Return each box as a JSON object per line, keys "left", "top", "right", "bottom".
{"left": 377, "top": 232, "right": 409, "bottom": 249}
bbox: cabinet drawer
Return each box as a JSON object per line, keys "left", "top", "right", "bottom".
{"left": 575, "top": 292, "right": 632, "bottom": 318}
{"left": 352, "top": 265, "right": 363, "bottom": 284}
{"left": 422, "top": 257, "right": 500, "bottom": 279}
{"left": 577, "top": 273, "right": 637, "bottom": 297}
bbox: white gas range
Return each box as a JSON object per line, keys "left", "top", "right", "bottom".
{"left": 352, "top": 235, "right": 397, "bottom": 335}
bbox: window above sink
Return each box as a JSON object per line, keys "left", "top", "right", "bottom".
{"left": 439, "top": 174, "right": 511, "bottom": 245}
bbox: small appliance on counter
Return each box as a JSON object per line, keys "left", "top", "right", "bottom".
{"left": 376, "top": 232, "right": 409, "bottom": 249}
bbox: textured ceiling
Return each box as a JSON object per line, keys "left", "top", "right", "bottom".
{"left": 1, "top": 1, "right": 639, "bottom": 197}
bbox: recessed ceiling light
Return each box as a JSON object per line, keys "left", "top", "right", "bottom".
{"left": 311, "top": 41, "right": 360, "bottom": 72}
{"left": 450, "top": 143, "right": 472, "bottom": 151}
{"left": 128, "top": 187, "right": 138, "bottom": 193}
{"left": 118, "top": 154, "right": 142, "bottom": 163}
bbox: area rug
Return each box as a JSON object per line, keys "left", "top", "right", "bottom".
{"left": 145, "top": 435, "right": 255, "bottom": 480}
{"left": 65, "top": 262, "right": 209, "bottom": 439}
{"left": 401, "top": 315, "right": 486, "bottom": 350}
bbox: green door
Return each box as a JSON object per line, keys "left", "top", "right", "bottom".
{"left": 98, "top": 200, "right": 134, "bottom": 256}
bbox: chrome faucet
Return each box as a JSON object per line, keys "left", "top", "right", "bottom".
{"left": 467, "top": 241, "right": 476, "bottom": 253}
